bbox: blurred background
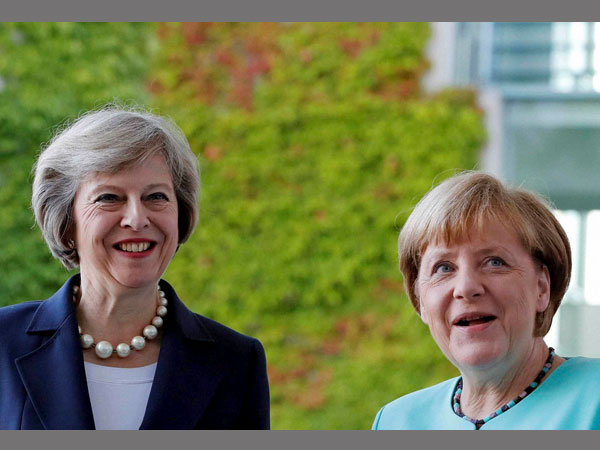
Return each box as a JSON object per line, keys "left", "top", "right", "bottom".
{"left": 0, "top": 22, "right": 597, "bottom": 429}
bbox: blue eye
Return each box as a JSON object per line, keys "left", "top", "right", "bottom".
{"left": 434, "top": 263, "right": 453, "bottom": 274}
{"left": 487, "top": 257, "right": 505, "bottom": 267}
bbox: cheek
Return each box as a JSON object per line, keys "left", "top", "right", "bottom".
{"left": 157, "top": 209, "right": 179, "bottom": 246}
{"left": 503, "top": 286, "right": 540, "bottom": 328}
{"left": 74, "top": 211, "right": 95, "bottom": 239}
{"left": 168, "top": 204, "right": 180, "bottom": 236}
{"left": 514, "top": 277, "right": 544, "bottom": 311}
{"left": 75, "top": 210, "right": 117, "bottom": 249}
{"left": 417, "top": 284, "right": 454, "bottom": 335}
{"left": 416, "top": 284, "right": 435, "bottom": 325}
{"left": 166, "top": 215, "right": 179, "bottom": 241}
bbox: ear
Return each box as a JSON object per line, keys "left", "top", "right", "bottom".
{"left": 536, "top": 263, "right": 551, "bottom": 313}
{"left": 63, "top": 230, "right": 76, "bottom": 250}
{"left": 63, "top": 218, "right": 76, "bottom": 248}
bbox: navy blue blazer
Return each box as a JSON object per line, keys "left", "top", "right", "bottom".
{"left": 0, "top": 275, "right": 270, "bottom": 429}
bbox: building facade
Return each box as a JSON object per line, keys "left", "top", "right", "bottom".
{"left": 425, "top": 22, "right": 600, "bottom": 357}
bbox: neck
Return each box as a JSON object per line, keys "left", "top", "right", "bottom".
{"left": 75, "top": 272, "right": 160, "bottom": 343}
{"left": 458, "top": 339, "right": 564, "bottom": 419}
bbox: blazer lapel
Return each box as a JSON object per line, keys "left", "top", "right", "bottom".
{"left": 14, "top": 275, "right": 95, "bottom": 430}
{"left": 14, "top": 276, "right": 222, "bottom": 429}
{"left": 140, "top": 281, "right": 221, "bottom": 430}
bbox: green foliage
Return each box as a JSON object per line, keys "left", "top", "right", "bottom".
{"left": 152, "top": 23, "right": 485, "bottom": 429}
{"left": 0, "top": 22, "right": 485, "bottom": 430}
{"left": 0, "top": 23, "right": 157, "bottom": 304}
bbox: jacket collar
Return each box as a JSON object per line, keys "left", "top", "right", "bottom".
{"left": 26, "top": 275, "right": 215, "bottom": 343}
{"left": 157, "top": 278, "right": 214, "bottom": 343}
{"left": 17, "top": 274, "right": 220, "bottom": 429}
{"left": 25, "top": 275, "right": 79, "bottom": 333}
{"left": 141, "top": 278, "right": 222, "bottom": 429}
{"left": 16, "top": 275, "right": 94, "bottom": 429}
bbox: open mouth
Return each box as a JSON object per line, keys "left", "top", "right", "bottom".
{"left": 454, "top": 315, "right": 496, "bottom": 327}
{"left": 113, "top": 242, "right": 156, "bottom": 253}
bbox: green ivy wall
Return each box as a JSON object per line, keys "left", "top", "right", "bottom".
{"left": 0, "top": 22, "right": 485, "bottom": 429}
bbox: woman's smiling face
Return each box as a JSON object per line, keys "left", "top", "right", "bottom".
{"left": 72, "top": 153, "right": 179, "bottom": 290}
{"left": 416, "top": 222, "right": 551, "bottom": 371}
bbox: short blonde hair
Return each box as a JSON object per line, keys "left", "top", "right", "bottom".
{"left": 398, "top": 171, "right": 571, "bottom": 337}
{"left": 32, "top": 105, "right": 200, "bottom": 269}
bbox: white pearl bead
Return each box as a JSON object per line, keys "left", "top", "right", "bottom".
{"left": 116, "top": 343, "right": 131, "bottom": 358}
{"left": 76, "top": 285, "right": 166, "bottom": 359}
{"left": 95, "top": 341, "right": 113, "bottom": 359}
{"left": 81, "top": 334, "right": 94, "bottom": 349}
{"left": 143, "top": 325, "right": 158, "bottom": 340}
{"left": 131, "top": 335, "right": 146, "bottom": 350}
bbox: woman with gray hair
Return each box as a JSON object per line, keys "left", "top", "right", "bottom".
{"left": 373, "top": 171, "right": 600, "bottom": 430}
{"left": 0, "top": 106, "right": 270, "bottom": 429}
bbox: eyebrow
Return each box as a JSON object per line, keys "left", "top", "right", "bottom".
{"left": 145, "top": 183, "right": 173, "bottom": 191}
{"left": 476, "top": 246, "right": 512, "bottom": 255}
{"left": 87, "top": 183, "right": 174, "bottom": 196}
{"left": 422, "top": 245, "right": 514, "bottom": 262}
{"left": 421, "top": 249, "right": 453, "bottom": 263}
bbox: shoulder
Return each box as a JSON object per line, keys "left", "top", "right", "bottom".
{"left": 194, "top": 313, "right": 265, "bottom": 355}
{"left": 0, "top": 300, "right": 43, "bottom": 333}
{"left": 373, "top": 377, "right": 459, "bottom": 430}
{"left": 563, "top": 356, "right": 600, "bottom": 368}
{"left": 554, "top": 356, "right": 600, "bottom": 381}
{"left": 538, "top": 356, "right": 600, "bottom": 406}
{"left": 161, "top": 279, "right": 265, "bottom": 357}
{"left": 0, "top": 300, "right": 45, "bottom": 363}
{"left": 517, "top": 356, "right": 600, "bottom": 429}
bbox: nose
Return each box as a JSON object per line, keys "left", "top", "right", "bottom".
{"left": 120, "top": 199, "right": 150, "bottom": 230}
{"left": 452, "top": 268, "right": 484, "bottom": 300}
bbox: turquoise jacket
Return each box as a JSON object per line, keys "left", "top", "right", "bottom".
{"left": 373, "top": 357, "right": 600, "bottom": 430}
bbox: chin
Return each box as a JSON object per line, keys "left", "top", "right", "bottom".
{"left": 450, "top": 342, "right": 507, "bottom": 369}
{"left": 114, "top": 272, "right": 161, "bottom": 290}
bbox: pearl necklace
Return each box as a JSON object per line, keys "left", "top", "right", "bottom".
{"left": 73, "top": 285, "right": 168, "bottom": 359}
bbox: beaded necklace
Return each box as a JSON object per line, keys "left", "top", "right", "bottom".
{"left": 74, "top": 284, "right": 168, "bottom": 359}
{"left": 452, "top": 347, "right": 555, "bottom": 429}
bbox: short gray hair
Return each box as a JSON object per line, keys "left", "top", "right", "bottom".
{"left": 32, "top": 105, "right": 200, "bottom": 269}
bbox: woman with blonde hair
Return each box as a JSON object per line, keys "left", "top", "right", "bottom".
{"left": 373, "top": 171, "right": 600, "bottom": 430}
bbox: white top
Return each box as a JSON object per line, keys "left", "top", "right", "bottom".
{"left": 84, "top": 361, "right": 157, "bottom": 430}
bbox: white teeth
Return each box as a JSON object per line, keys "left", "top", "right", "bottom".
{"left": 461, "top": 315, "right": 483, "bottom": 322}
{"left": 118, "top": 242, "right": 151, "bottom": 252}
